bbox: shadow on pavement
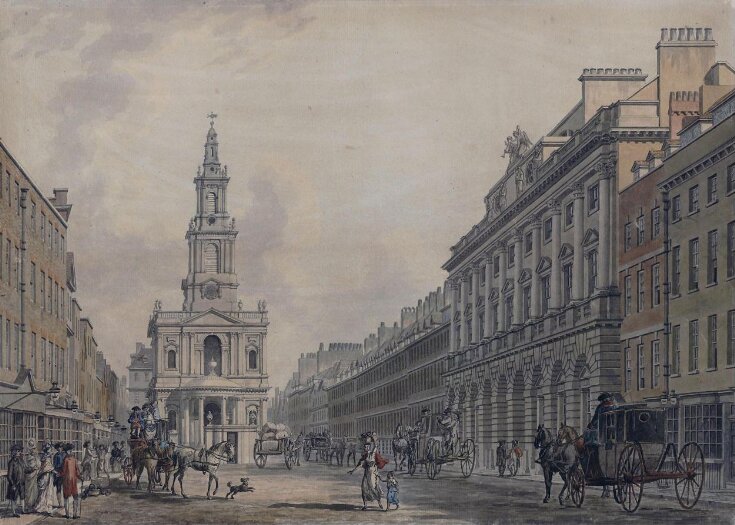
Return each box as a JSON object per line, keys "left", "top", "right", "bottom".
{"left": 269, "top": 502, "right": 360, "bottom": 511}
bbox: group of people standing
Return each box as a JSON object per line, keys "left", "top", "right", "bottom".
{"left": 5, "top": 440, "right": 82, "bottom": 519}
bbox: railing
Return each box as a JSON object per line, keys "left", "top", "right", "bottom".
{"left": 154, "top": 310, "right": 268, "bottom": 323}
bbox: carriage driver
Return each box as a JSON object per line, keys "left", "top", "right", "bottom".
{"left": 438, "top": 407, "right": 459, "bottom": 454}
{"left": 584, "top": 392, "right": 617, "bottom": 445}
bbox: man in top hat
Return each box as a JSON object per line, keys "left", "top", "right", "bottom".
{"left": 588, "top": 392, "right": 616, "bottom": 431}
{"left": 60, "top": 443, "right": 82, "bottom": 519}
{"left": 6, "top": 443, "right": 26, "bottom": 517}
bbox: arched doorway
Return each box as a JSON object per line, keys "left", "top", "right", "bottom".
{"left": 203, "top": 335, "right": 222, "bottom": 375}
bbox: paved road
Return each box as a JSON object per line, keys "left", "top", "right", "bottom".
{"left": 29, "top": 460, "right": 733, "bottom": 525}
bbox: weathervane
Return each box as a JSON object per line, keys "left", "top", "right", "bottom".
{"left": 207, "top": 112, "right": 218, "bottom": 126}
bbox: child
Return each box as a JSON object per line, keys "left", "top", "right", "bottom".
{"left": 384, "top": 471, "right": 399, "bottom": 511}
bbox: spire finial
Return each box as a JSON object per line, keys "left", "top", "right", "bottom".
{"left": 207, "top": 112, "right": 217, "bottom": 126}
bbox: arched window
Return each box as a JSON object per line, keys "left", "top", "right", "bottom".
{"left": 168, "top": 410, "right": 177, "bottom": 431}
{"left": 204, "top": 243, "right": 219, "bottom": 273}
{"left": 206, "top": 192, "right": 217, "bottom": 214}
{"left": 167, "top": 349, "right": 177, "bottom": 369}
{"left": 248, "top": 349, "right": 257, "bottom": 370}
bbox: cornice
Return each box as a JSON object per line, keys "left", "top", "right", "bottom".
{"left": 444, "top": 131, "right": 616, "bottom": 274}
{"left": 658, "top": 134, "right": 735, "bottom": 193}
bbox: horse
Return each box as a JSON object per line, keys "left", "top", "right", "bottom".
{"left": 131, "top": 440, "right": 160, "bottom": 493}
{"left": 170, "top": 441, "right": 234, "bottom": 499}
{"left": 533, "top": 424, "right": 579, "bottom": 505}
{"left": 329, "top": 437, "right": 346, "bottom": 466}
{"left": 391, "top": 424, "right": 412, "bottom": 471}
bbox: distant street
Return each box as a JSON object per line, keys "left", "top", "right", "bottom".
{"left": 28, "top": 461, "right": 733, "bottom": 525}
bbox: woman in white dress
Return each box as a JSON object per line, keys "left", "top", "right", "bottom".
{"left": 34, "top": 442, "right": 56, "bottom": 515}
{"left": 350, "top": 442, "right": 384, "bottom": 510}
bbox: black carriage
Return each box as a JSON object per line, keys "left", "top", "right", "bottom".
{"left": 569, "top": 405, "right": 705, "bottom": 513}
{"left": 303, "top": 434, "right": 332, "bottom": 462}
{"left": 408, "top": 411, "right": 475, "bottom": 480}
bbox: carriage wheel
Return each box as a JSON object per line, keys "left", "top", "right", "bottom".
{"left": 460, "top": 439, "right": 476, "bottom": 478}
{"left": 616, "top": 443, "right": 644, "bottom": 513}
{"left": 426, "top": 440, "right": 442, "bottom": 480}
{"left": 570, "top": 466, "right": 585, "bottom": 508}
{"left": 675, "top": 442, "right": 705, "bottom": 509}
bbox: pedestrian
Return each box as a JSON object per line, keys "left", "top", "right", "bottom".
{"left": 384, "top": 471, "right": 399, "bottom": 511}
{"left": 23, "top": 439, "right": 39, "bottom": 512}
{"left": 34, "top": 442, "right": 56, "bottom": 516}
{"left": 53, "top": 442, "right": 66, "bottom": 508}
{"left": 6, "top": 444, "right": 26, "bottom": 518}
{"left": 349, "top": 438, "right": 387, "bottom": 511}
{"left": 60, "top": 443, "right": 82, "bottom": 519}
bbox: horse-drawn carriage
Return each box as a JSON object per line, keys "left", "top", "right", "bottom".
{"left": 253, "top": 423, "right": 297, "bottom": 469}
{"left": 407, "top": 410, "right": 476, "bottom": 480}
{"left": 542, "top": 404, "right": 705, "bottom": 513}
{"left": 303, "top": 433, "right": 332, "bottom": 462}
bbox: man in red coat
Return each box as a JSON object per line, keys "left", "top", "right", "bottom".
{"left": 60, "top": 443, "right": 81, "bottom": 519}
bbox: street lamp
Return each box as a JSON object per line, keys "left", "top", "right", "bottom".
{"left": 69, "top": 401, "right": 79, "bottom": 413}
{"left": 93, "top": 412, "right": 101, "bottom": 423}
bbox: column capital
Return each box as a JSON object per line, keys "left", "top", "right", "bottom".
{"left": 446, "top": 279, "right": 459, "bottom": 290}
{"left": 460, "top": 271, "right": 472, "bottom": 283}
{"left": 547, "top": 198, "right": 561, "bottom": 214}
{"left": 528, "top": 214, "right": 542, "bottom": 229}
{"left": 572, "top": 182, "right": 585, "bottom": 199}
{"left": 493, "top": 240, "right": 508, "bottom": 253}
{"left": 511, "top": 227, "right": 524, "bottom": 242}
{"left": 595, "top": 159, "right": 616, "bottom": 180}
{"left": 472, "top": 261, "right": 483, "bottom": 273}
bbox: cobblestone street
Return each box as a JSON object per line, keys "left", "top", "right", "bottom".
{"left": 23, "top": 461, "right": 735, "bottom": 525}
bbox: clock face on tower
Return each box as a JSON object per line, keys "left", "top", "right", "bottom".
{"left": 207, "top": 214, "right": 216, "bottom": 225}
{"left": 203, "top": 282, "right": 219, "bottom": 300}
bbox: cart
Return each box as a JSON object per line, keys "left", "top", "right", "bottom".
{"left": 569, "top": 405, "right": 705, "bottom": 513}
{"left": 303, "top": 434, "right": 332, "bottom": 462}
{"left": 408, "top": 411, "right": 475, "bottom": 480}
{"left": 253, "top": 436, "right": 296, "bottom": 469}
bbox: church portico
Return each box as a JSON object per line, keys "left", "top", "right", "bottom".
{"left": 148, "top": 116, "right": 270, "bottom": 464}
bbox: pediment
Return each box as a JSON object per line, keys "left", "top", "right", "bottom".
{"left": 182, "top": 309, "right": 242, "bottom": 326}
{"left": 519, "top": 269, "right": 532, "bottom": 284}
{"left": 489, "top": 288, "right": 499, "bottom": 301}
{"left": 583, "top": 228, "right": 599, "bottom": 247}
{"left": 502, "top": 278, "right": 514, "bottom": 293}
{"left": 537, "top": 256, "right": 552, "bottom": 274}
{"left": 558, "top": 243, "right": 574, "bottom": 260}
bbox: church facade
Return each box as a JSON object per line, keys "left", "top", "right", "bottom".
{"left": 148, "top": 117, "right": 269, "bottom": 464}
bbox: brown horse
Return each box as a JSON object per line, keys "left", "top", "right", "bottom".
{"left": 131, "top": 441, "right": 160, "bottom": 493}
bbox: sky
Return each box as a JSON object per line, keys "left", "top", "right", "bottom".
{"left": 0, "top": 0, "right": 732, "bottom": 390}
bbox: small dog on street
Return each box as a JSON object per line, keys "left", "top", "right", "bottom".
{"left": 226, "top": 477, "right": 255, "bottom": 499}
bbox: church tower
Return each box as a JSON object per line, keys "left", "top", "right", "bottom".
{"left": 182, "top": 113, "right": 239, "bottom": 312}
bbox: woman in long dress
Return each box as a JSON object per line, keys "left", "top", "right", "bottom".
{"left": 23, "top": 439, "right": 39, "bottom": 513}
{"left": 34, "top": 442, "right": 56, "bottom": 515}
{"left": 350, "top": 443, "right": 384, "bottom": 510}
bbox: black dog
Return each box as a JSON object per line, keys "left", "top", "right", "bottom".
{"left": 226, "top": 477, "right": 254, "bottom": 499}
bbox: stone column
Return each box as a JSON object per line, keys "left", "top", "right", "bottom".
{"left": 471, "top": 266, "right": 480, "bottom": 344}
{"left": 549, "top": 200, "right": 562, "bottom": 310}
{"left": 459, "top": 274, "right": 469, "bottom": 348}
{"left": 221, "top": 395, "right": 228, "bottom": 442}
{"left": 449, "top": 280, "right": 458, "bottom": 353}
{"left": 530, "top": 219, "right": 541, "bottom": 319}
{"left": 483, "top": 256, "right": 492, "bottom": 339}
{"left": 198, "top": 397, "right": 205, "bottom": 447}
{"left": 497, "top": 244, "right": 508, "bottom": 332}
{"left": 512, "top": 231, "right": 523, "bottom": 326}
{"left": 183, "top": 400, "right": 190, "bottom": 446}
{"left": 572, "top": 183, "right": 585, "bottom": 300}
{"left": 597, "top": 161, "right": 614, "bottom": 289}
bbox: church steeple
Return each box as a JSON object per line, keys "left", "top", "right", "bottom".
{"left": 182, "top": 113, "right": 239, "bottom": 312}
{"left": 204, "top": 112, "right": 220, "bottom": 166}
